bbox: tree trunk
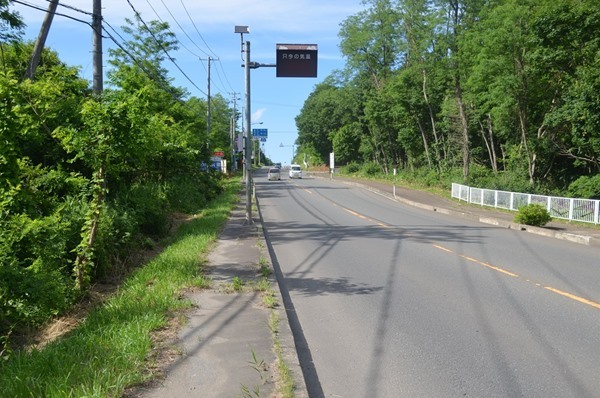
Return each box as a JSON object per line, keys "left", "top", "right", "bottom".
{"left": 422, "top": 69, "right": 442, "bottom": 170}
{"left": 417, "top": 119, "right": 432, "bottom": 168}
{"left": 455, "top": 80, "right": 470, "bottom": 180}
{"left": 479, "top": 114, "right": 498, "bottom": 175}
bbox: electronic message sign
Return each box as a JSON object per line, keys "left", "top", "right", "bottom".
{"left": 276, "top": 44, "right": 318, "bottom": 78}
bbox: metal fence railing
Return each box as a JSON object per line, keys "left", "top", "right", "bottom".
{"left": 451, "top": 183, "right": 600, "bottom": 225}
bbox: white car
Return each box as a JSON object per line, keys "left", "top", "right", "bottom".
{"left": 267, "top": 168, "right": 281, "bottom": 181}
{"left": 289, "top": 164, "right": 302, "bottom": 179}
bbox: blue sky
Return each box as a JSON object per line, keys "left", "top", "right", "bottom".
{"left": 12, "top": 0, "right": 365, "bottom": 165}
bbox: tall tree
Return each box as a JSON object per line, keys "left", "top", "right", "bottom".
{"left": 435, "top": 0, "right": 485, "bottom": 180}
{"left": 0, "top": 0, "right": 23, "bottom": 43}
{"left": 339, "top": 0, "right": 404, "bottom": 169}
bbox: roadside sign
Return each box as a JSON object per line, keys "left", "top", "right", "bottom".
{"left": 276, "top": 44, "right": 318, "bottom": 78}
{"left": 252, "top": 128, "right": 268, "bottom": 137}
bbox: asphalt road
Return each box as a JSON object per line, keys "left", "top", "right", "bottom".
{"left": 255, "top": 169, "right": 600, "bottom": 398}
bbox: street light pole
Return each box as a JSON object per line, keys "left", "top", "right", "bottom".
{"left": 244, "top": 39, "right": 252, "bottom": 224}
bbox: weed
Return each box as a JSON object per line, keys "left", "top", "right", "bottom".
{"left": 248, "top": 349, "right": 268, "bottom": 382}
{"left": 269, "top": 311, "right": 295, "bottom": 397}
{"left": 262, "top": 292, "right": 277, "bottom": 309}
{"left": 191, "top": 275, "right": 212, "bottom": 289}
{"left": 240, "top": 383, "right": 261, "bottom": 398}
{"left": 258, "top": 256, "right": 271, "bottom": 277}
{"left": 254, "top": 278, "right": 271, "bottom": 292}
{"left": 232, "top": 276, "right": 244, "bottom": 291}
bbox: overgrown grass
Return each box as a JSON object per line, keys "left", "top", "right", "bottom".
{"left": 270, "top": 311, "right": 295, "bottom": 397}
{"left": 0, "top": 178, "right": 241, "bottom": 398}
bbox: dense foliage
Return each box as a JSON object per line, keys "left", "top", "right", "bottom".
{"left": 295, "top": 0, "right": 600, "bottom": 197}
{"left": 1, "top": 10, "right": 233, "bottom": 344}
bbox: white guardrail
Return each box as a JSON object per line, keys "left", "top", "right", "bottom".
{"left": 451, "top": 183, "right": 600, "bottom": 225}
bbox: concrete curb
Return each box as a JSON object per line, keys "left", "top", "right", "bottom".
{"left": 255, "top": 195, "right": 310, "bottom": 398}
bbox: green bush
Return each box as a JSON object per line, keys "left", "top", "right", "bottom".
{"left": 514, "top": 203, "right": 552, "bottom": 226}
{"left": 344, "top": 162, "right": 360, "bottom": 174}
{"left": 361, "top": 162, "right": 381, "bottom": 176}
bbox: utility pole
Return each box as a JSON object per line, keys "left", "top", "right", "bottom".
{"left": 74, "top": 0, "right": 104, "bottom": 290}
{"left": 25, "top": 0, "right": 59, "bottom": 80}
{"left": 244, "top": 40, "right": 252, "bottom": 223}
{"left": 206, "top": 57, "right": 211, "bottom": 143}
{"left": 92, "top": 0, "right": 103, "bottom": 95}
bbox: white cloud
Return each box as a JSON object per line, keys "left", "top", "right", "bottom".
{"left": 252, "top": 107, "right": 268, "bottom": 122}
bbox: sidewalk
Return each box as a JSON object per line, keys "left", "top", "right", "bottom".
{"left": 128, "top": 187, "right": 308, "bottom": 398}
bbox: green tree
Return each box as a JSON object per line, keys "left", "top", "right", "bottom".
{"left": 533, "top": 0, "right": 600, "bottom": 178}
{"left": 0, "top": 0, "right": 24, "bottom": 43}
{"left": 296, "top": 81, "right": 354, "bottom": 163}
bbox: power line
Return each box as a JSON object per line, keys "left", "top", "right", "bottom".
{"left": 13, "top": 0, "right": 91, "bottom": 25}
{"left": 102, "top": 21, "right": 202, "bottom": 108}
{"left": 17, "top": 0, "right": 210, "bottom": 101}
{"left": 156, "top": 0, "right": 211, "bottom": 58}
{"left": 124, "top": 0, "right": 207, "bottom": 96}
{"left": 150, "top": 0, "right": 235, "bottom": 94}
{"left": 215, "top": 58, "right": 236, "bottom": 93}
{"left": 178, "top": 0, "right": 219, "bottom": 58}
{"left": 44, "top": 0, "right": 92, "bottom": 16}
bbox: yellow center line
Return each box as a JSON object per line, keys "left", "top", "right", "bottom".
{"left": 342, "top": 208, "right": 390, "bottom": 228}
{"left": 433, "top": 244, "right": 599, "bottom": 310}
{"left": 544, "top": 287, "right": 600, "bottom": 310}
{"left": 459, "top": 254, "right": 519, "bottom": 277}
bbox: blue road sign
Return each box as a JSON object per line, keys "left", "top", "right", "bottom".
{"left": 252, "top": 128, "right": 268, "bottom": 137}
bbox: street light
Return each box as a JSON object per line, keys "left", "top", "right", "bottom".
{"left": 280, "top": 142, "right": 296, "bottom": 162}
{"left": 234, "top": 26, "right": 275, "bottom": 223}
{"left": 235, "top": 25, "right": 252, "bottom": 224}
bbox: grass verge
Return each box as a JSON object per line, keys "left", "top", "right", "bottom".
{"left": 0, "top": 178, "right": 241, "bottom": 398}
{"left": 270, "top": 311, "right": 295, "bottom": 397}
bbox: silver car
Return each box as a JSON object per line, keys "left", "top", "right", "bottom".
{"left": 267, "top": 168, "right": 281, "bottom": 181}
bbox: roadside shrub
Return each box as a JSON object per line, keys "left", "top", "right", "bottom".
{"left": 0, "top": 211, "right": 77, "bottom": 335}
{"left": 361, "top": 162, "right": 381, "bottom": 176}
{"left": 122, "top": 182, "right": 170, "bottom": 237}
{"left": 345, "top": 162, "right": 360, "bottom": 174}
{"left": 514, "top": 204, "right": 552, "bottom": 226}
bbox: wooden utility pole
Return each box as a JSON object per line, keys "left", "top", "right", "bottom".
{"left": 206, "top": 57, "right": 211, "bottom": 140}
{"left": 74, "top": 0, "right": 104, "bottom": 291}
{"left": 92, "top": 0, "right": 103, "bottom": 94}
{"left": 25, "top": 0, "right": 59, "bottom": 80}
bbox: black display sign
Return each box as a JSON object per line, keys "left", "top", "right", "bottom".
{"left": 276, "top": 44, "right": 318, "bottom": 78}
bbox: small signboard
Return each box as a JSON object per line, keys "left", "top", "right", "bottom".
{"left": 252, "top": 128, "right": 268, "bottom": 137}
{"left": 212, "top": 151, "right": 225, "bottom": 157}
{"left": 276, "top": 44, "right": 318, "bottom": 78}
